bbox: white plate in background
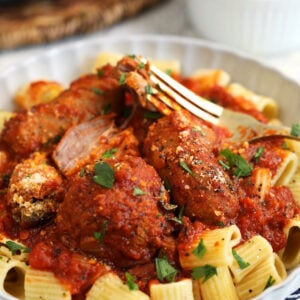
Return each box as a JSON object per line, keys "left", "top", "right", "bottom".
{"left": 0, "top": 35, "right": 299, "bottom": 300}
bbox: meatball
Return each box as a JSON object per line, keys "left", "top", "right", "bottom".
{"left": 56, "top": 155, "right": 175, "bottom": 268}
{"left": 7, "top": 152, "right": 64, "bottom": 228}
{"left": 143, "top": 111, "right": 239, "bottom": 225}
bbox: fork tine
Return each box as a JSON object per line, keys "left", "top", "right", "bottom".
{"left": 140, "top": 56, "right": 224, "bottom": 118}
{"left": 150, "top": 73, "right": 220, "bottom": 125}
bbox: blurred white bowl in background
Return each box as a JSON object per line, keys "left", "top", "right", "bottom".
{"left": 186, "top": 0, "right": 300, "bottom": 55}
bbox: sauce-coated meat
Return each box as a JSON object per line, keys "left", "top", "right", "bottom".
{"left": 1, "top": 73, "right": 121, "bottom": 157}
{"left": 143, "top": 111, "right": 239, "bottom": 225}
{"left": 6, "top": 152, "right": 64, "bottom": 228}
{"left": 56, "top": 155, "right": 175, "bottom": 268}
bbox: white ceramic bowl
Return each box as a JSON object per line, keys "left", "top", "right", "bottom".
{"left": 0, "top": 35, "right": 300, "bottom": 300}
{"left": 186, "top": 0, "right": 300, "bottom": 55}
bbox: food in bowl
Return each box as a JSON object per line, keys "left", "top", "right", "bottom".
{"left": 0, "top": 53, "right": 299, "bottom": 299}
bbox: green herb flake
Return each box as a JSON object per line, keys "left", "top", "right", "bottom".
{"left": 102, "top": 103, "right": 112, "bottom": 115}
{"left": 133, "top": 187, "right": 146, "bottom": 196}
{"left": 165, "top": 69, "right": 172, "bottom": 76}
{"left": 218, "top": 159, "right": 231, "bottom": 170}
{"left": 5, "top": 241, "right": 31, "bottom": 255}
{"left": 94, "top": 220, "right": 108, "bottom": 244}
{"left": 216, "top": 221, "right": 225, "bottom": 227}
{"left": 232, "top": 249, "right": 250, "bottom": 269}
{"left": 119, "top": 73, "right": 126, "bottom": 85}
{"left": 155, "top": 257, "right": 178, "bottom": 282}
{"left": 93, "top": 161, "right": 115, "bottom": 189}
{"left": 138, "top": 62, "right": 146, "bottom": 69}
{"left": 91, "top": 87, "right": 105, "bottom": 96}
{"left": 145, "top": 84, "right": 153, "bottom": 95}
{"left": 97, "top": 69, "right": 105, "bottom": 77}
{"left": 192, "top": 239, "right": 206, "bottom": 259}
{"left": 79, "top": 168, "right": 86, "bottom": 177}
{"left": 125, "top": 272, "right": 139, "bottom": 291}
{"left": 102, "top": 148, "right": 117, "bottom": 159}
{"left": 192, "top": 264, "right": 217, "bottom": 283}
{"left": 127, "top": 54, "right": 136, "bottom": 59}
{"left": 143, "top": 111, "right": 163, "bottom": 119}
{"left": 291, "top": 123, "right": 300, "bottom": 137}
{"left": 169, "top": 206, "right": 184, "bottom": 224}
{"left": 264, "top": 275, "right": 276, "bottom": 290}
{"left": 220, "top": 149, "right": 252, "bottom": 178}
{"left": 254, "top": 146, "right": 264, "bottom": 162}
{"left": 179, "top": 160, "right": 195, "bottom": 176}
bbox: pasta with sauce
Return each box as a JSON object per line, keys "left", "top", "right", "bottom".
{"left": 0, "top": 52, "right": 299, "bottom": 300}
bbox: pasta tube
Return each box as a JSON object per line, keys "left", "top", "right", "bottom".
{"left": 229, "top": 235, "right": 273, "bottom": 283}
{"left": 87, "top": 272, "right": 149, "bottom": 300}
{"left": 226, "top": 83, "right": 278, "bottom": 120}
{"left": 235, "top": 253, "right": 286, "bottom": 300}
{"left": 0, "top": 255, "right": 28, "bottom": 300}
{"left": 199, "top": 266, "right": 238, "bottom": 300}
{"left": 179, "top": 225, "right": 241, "bottom": 269}
{"left": 150, "top": 279, "right": 194, "bottom": 300}
{"left": 24, "top": 268, "right": 71, "bottom": 300}
{"left": 279, "top": 216, "right": 300, "bottom": 269}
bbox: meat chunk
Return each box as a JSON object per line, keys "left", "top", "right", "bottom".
{"left": 6, "top": 152, "right": 64, "bottom": 228}
{"left": 143, "top": 111, "right": 239, "bottom": 225}
{"left": 1, "top": 73, "right": 122, "bottom": 157}
{"left": 52, "top": 115, "right": 140, "bottom": 176}
{"left": 56, "top": 155, "right": 175, "bottom": 268}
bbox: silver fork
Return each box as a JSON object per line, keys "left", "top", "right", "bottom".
{"left": 133, "top": 57, "right": 300, "bottom": 144}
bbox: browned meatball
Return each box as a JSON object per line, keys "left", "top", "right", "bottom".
{"left": 6, "top": 152, "right": 64, "bottom": 228}
{"left": 56, "top": 155, "right": 175, "bottom": 268}
{"left": 143, "top": 111, "right": 239, "bottom": 225}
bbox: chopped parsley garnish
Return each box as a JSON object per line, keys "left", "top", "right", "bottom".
{"left": 138, "top": 62, "right": 146, "bottom": 69}
{"left": 192, "top": 239, "right": 207, "bottom": 258}
{"left": 97, "top": 69, "right": 105, "bottom": 77}
{"left": 165, "top": 69, "right": 172, "bottom": 76}
{"left": 143, "top": 111, "right": 163, "bottom": 119}
{"left": 264, "top": 275, "right": 276, "bottom": 290}
{"left": 102, "top": 148, "right": 117, "bottom": 159}
{"left": 179, "top": 160, "right": 195, "bottom": 176}
{"left": 93, "top": 161, "right": 115, "bottom": 189}
{"left": 145, "top": 84, "right": 153, "bottom": 95}
{"left": 94, "top": 220, "right": 108, "bottom": 244}
{"left": 102, "top": 103, "right": 112, "bottom": 115}
{"left": 91, "top": 87, "right": 105, "bottom": 95}
{"left": 232, "top": 249, "right": 250, "bottom": 269}
{"left": 5, "top": 241, "right": 31, "bottom": 255}
{"left": 155, "top": 257, "right": 178, "bottom": 282}
{"left": 254, "top": 146, "right": 264, "bottom": 162}
{"left": 164, "top": 178, "right": 172, "bottom": 193}
{"left": 219, "top": 149, "right": 252, "bottom": 178}
{"left": 216, "top": 221, "right": 225, "bottom": 227}
{"left": 192, "top": 264, "right": 217, "bottom": 283}
{"left": 291, "top": 123, "right": 300, "bottom": 137}
{"left": 127, "top": 54, "right": 136, "bottom": 59}
{"left": 119, "top": 73, "right": 126, "bottom": 85}
{"left": 125, "top": 272, "right": 139, "bottom": 291}
{"left": 79, "top": 168, "right": 86, "bottom": 177}
{"left": 169, "top": 206, "right": 184, "bottom": 224}
{"left": 133, "top": 187, "right": 145, "bottom": 196}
